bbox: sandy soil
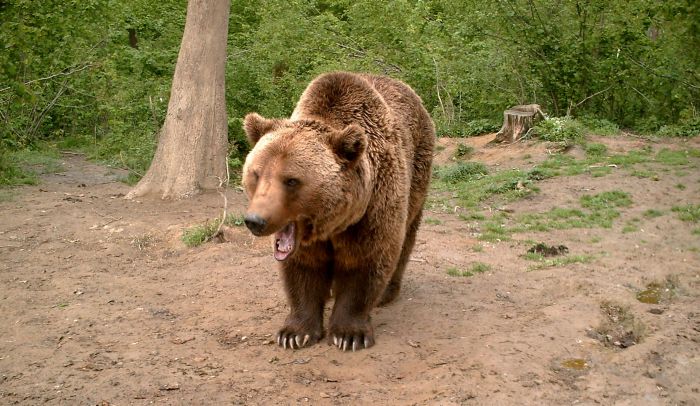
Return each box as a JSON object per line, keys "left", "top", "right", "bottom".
{"left": 1, "top": 135, "right": 698, "bottom": 405}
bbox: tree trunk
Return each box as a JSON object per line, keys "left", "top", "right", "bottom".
{"left": 126, "top": 0, "right": 230, "bottom": 200}
{"left": 493, "top": 104, "right": 545, "bottom": 143}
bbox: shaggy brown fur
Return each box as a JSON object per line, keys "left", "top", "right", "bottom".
{"left": 242, "top": 72, "right": 435, "bottom": 351}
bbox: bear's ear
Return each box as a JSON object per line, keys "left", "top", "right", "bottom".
{"left": 329, "top": 124, "right": 367, "bottom": 168}
{"left": 243, "top": 113, "right": 280, "bottom": 145}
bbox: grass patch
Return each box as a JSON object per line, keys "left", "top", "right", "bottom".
{"left": 1, "top": 147, "right": 63, "bottom": 187}
{"left": 527, "top": 254, "right": 594, "bottom": 271}
{"left": 524, "top": 167, "right": 556, "bottom": 181}
{"left": 656, "top": 148, "right": 692, "bottom": 166}
{"left": 447, "top": 262, "right": 491, "bottom": 277}
{"left": 432, "top": 145, "right": 662, "bottom": 216}
{"left": 514, "top": 191, "right": 631, "bottom": 233}
{"left": 459, "top": 212, "right": 486, "bottom": 221}
{"left": 630, "top": 169, "right": 658, "bottom": 179}
{"left": 622, "top": 218, "right": 641, "bottom": 233}
{"left": 643, "top": 209, "right": 664, "bottom": 218}
{"left": 523, "top": 252, "right": 544, "bottom": 261}
{"left": 0, "top": 154, "right": 37, "bottom": 186}
{"left": 585, "top": 143, "right": 608, "bottom": 157}
{"left": 672, "top": 204, "right": 700, "bottom": 223}
{"left": 517, "top": 207, "right": 618, "bottom": 231}
{"left": 608, "top": 149, "right": 652, "bottom": 167}
{"left": 580, "top": 190, "right": 632, "bottom": 210}
{"left": 424, "top": 217, "right": 443, "bottom": 225}
{"left": 434, "top": 164, "right": 539, "bottom": 209}
{"left": 182, "top": 213, "right": 245, "bottom": 247}
{"left": 530, "top": 148, "right": 657, "bottom": 179}
{"left": 478, "top": 214, "right": 512, "bottom": 241}
{"left": 590, "top": 166, "right": 613, "bottom": 177}
{"left": 536, "top": 154, "right": 587, "bottom": 176}
{"left": 433, "top": 161, "right": 488, "bottom": 183}
{"left": 454, "top": 143, "right": 474, "bottom": 159}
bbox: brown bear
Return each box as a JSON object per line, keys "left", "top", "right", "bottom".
{"left": 242, "top": 72, "right": 434, "bottom": 351}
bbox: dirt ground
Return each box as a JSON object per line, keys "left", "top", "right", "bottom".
{"left": 1, "top": 134, "right": 699, "bottom": 405}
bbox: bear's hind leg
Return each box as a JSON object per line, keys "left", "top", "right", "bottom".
{"left": 379, "top": 210, "right": 422, "bottom": 306}
{"left": 277, "top": 241, "right": 332, "bottom": 350}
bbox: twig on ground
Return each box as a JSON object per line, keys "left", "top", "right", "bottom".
{"left": 208, "top": 157, "right": 231, "bottom": 242}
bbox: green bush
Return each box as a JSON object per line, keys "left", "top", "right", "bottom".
{"left": 462, "top": 119, "right": 501, "bottom": 137}
{"left": 1, "top": 0, "right": 698, "bottom": 182}
{"left": 578, "top": 116, "right": 620, "bottom": 136}
{"left": 656, "top": 117, "right": 700, "bottom": 138}
{"left": 533, "top": 117, "right": 585, "bottom": 144}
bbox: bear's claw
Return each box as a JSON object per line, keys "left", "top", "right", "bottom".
{"left": 276, "top": 332, "right": 312, "bottom": 350}
{"left": 332, "top": 334, "right": 374, "bottom": 351}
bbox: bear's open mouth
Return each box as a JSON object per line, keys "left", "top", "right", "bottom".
{"left": 274, "top": 222, "right": 296, "bottom": 261}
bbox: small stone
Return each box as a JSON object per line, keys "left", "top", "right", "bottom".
{"left": 159, "top": 383, "right": 180, "bottom": 391}
{"left": 407, "top": 340, "right": 420, "bottom": 348}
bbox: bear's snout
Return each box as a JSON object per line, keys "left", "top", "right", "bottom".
{"left": 244, "top": 213, "right": 268, "bottom": 236}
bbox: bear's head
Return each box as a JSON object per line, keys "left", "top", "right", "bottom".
{"left": 242, "top": 113, "right": 369, "bottom": 261}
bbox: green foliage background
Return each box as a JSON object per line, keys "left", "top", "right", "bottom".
{"left": 1, "top": 0, "right": 698, "bottom": 182}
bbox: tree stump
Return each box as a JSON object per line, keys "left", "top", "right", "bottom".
{"left": 493, "top": 104, "right": 546, "bottom": 143}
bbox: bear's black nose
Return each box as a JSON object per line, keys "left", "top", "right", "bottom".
{"left": 244, "top": 213, "right": 267, "bottom": 236}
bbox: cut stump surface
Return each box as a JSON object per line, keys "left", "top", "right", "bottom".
{"left": 493, "top": 104, "right": 546, "bottom": 144}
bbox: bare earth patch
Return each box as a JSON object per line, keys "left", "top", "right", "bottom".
{"left": 1, "top": 137, "right": 698, "bottom": 404}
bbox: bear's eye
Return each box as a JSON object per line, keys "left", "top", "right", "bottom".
{"left": 284, "top": 178, "right": 300, "bottom": 188}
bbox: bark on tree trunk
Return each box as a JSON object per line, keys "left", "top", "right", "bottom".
{"left": 126, "top": 0, "right": 230, "bottom": 200}
{"left": 128, "top": 28, "right": 138, "bottom": 49}
{"left": 493, "top": 104, "right": 546, "bottom": 143}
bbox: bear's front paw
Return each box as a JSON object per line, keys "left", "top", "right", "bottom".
{"left": 276, "top": 326, "right": 322, "bottom": 350}
{"left": 328, "top": 321, "right": 375, "bottom": 351}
